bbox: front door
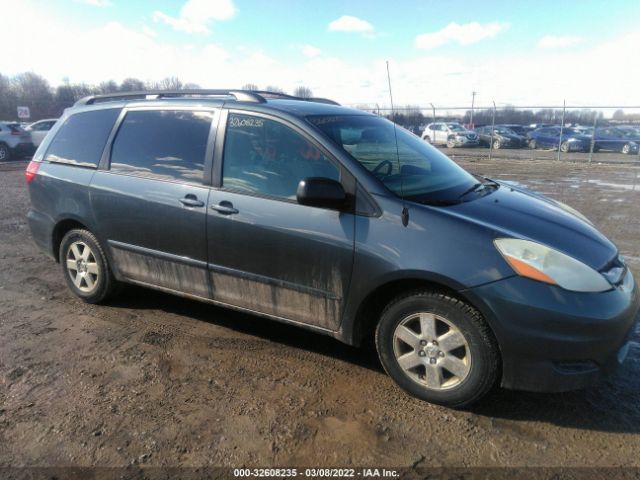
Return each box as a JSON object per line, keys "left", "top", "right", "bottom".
{"left": 206, "top": 111, "right": 355, "bottom": 330}
{"left": 91, "top": 108, "right": 217, "bottom": 298}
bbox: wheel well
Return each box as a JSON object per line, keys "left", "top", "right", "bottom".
{"left": 52, "top": 219, "right": 87, "bottom": 262}
{"left": 352, "top": 278, "right": 483, "bottom": 347}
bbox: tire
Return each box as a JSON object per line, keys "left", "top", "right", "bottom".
{"left": 560, "top": 141, "right": 570, "bottom": 153}
{"left": 446, "top": 138, "right": 456, "bottom": 148}
{"left": 492, "top": 139, "right": 501, "bottom": 150}
{"left": 622, "top": 143, "right": 631, "bottom": 155}
{"left": 529, "top": 139, "right": 536, "bottom": 149}
{"left": 423, "top": 136, "right": 431, "bottom": 144}
{"left": 375, "top": 290, "right": 500, "bottom": 408}
{"left": 59, "top": 229, "right": 120, "bottom": 304}
{"left": 0, "top": 143, "right": 10, "bottom": 162}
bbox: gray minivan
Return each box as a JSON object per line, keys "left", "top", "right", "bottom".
{"left": 26, "top": 90, "right": 639, "bottom": 407}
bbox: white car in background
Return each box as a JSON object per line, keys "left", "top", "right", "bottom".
{"left": 24, "top": 118, "right": 58, "bottom": 147}
{"left": 421, "top": 122, "right": 479, "bottom": 148}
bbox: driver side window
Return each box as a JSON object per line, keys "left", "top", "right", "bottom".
{"left": 222, "top": 114, "right": 340, "bottom": 200}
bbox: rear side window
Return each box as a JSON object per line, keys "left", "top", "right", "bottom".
{"left": 110, "top": 110, "right": 213, "bottom": 184}
{"left": 45, "top": 109, "right": 120, "bottom": 168}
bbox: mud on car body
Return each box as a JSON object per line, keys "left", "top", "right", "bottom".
{"left": 26, "top": 90, "right": 639, "bottom": 408}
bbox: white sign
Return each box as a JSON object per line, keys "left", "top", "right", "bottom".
{"left": 17, "top": 106, "right": 31, "bottom": 119}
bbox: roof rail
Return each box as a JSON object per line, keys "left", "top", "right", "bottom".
{"left": 74, "top": 89, "right": 267, "bottom": 106}
{"left": 251, "top": 91, "right": 341, "bottom": 106}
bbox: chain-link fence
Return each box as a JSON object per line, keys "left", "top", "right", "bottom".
{"left": 352, "top": 103, "right": 640, "bottom": 164}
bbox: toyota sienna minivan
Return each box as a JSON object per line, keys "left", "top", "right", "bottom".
{"left": 26, "top": 90, "right": 639, "bottom": 407}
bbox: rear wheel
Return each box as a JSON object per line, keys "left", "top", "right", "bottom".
{"left": 0, "top": 143, "right": 10, "bottom": 161}
{"left": 375, "top": 291, "right": 500, "bottom": 408}
{"left": 60, "top": 229, "right": 119, "bottom": 303}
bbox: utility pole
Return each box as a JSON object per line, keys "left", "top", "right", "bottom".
{"left": 470, "top": 91, "right": 477, "bottom": 128}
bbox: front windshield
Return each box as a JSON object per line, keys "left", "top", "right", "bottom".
{"left": 447, "top": 124, "right": 466, "bottom": 132}
{"left": 494, "top": 127, "right": 514, "bottom": 134}
{"left": 308, "top": 114, "right": 479, "bottom": 204}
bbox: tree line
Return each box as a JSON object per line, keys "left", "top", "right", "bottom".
{"left": 0, "top": 71, "right": 310, "bottom": 122}
{"left": 0, "top": 72, "right": 203, "bottom": 121}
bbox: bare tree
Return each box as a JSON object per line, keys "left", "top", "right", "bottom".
{"left": 120, "top": 78, "right": 145, "bottom": 92}
{"left": 0, "top": 73, "right": 16, "bottom": 120}
{"left": 242, "top": 83, "right": 259, "bottom": 91}
{"left": 12, "top": 72, "right": 54, "bottom": 120}
{"left": 293, "top": 86, "right": 313, "bottom": 99}
{"left": 148, "top": 77, "right": 184, "bottom": 90}
{"left": 265, "top": 85, "right": 285, "bottom": 94}
{"left": 96, "top": 80, "right": 119, "bottom": 94}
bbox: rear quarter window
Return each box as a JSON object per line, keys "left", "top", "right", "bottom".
{"left": 45, "top": 109, "right": 120, "bottom": 168}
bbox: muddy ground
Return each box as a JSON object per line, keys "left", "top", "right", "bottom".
{"left": 1, "top": 158, "right": 639, "bottom": 473}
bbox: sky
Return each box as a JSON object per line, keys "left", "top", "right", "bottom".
{"left": 2, "top": 0, "right": 640, "bottom": 108}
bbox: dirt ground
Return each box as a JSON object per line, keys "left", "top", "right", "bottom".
{"left": 1, "top": 158, "right": 639, "bottom": 473}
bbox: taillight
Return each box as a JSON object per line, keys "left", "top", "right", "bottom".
{"left": 25, "top": 161, "right": 40, "bottom": 183}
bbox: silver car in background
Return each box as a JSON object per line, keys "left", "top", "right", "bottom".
{"left": 421, "top": 122, "right": 480, "bottom": 148}
{"left": 0, "top": 122, "right": 35, "bottom": 161}
{"left": 24, "top": 119, "right": 58, "bottom": 147}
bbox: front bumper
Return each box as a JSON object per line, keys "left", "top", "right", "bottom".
{"left": 467, "top": 268, "right": 639, "bottom": 392}
{"left": 452, "top": 136, "right": 479, "bottom": 147}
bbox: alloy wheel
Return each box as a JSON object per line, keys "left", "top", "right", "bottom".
{"left": 66, "top": 241, "right": 100, "bottom": 293}
{"left": 392, "top": 312, "right": 471, "bottom": 390}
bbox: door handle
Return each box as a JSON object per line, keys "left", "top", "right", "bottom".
{"left": 179, "top": 194, "right": 204, "bottom": 207}
{"left": 210, "top": 201, "right": 239, "bottom": 215}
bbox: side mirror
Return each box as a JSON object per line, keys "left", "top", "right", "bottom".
{"left": 296, "top": 177, "right": 346, "bottom": 210}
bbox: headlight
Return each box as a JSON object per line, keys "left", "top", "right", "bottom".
{"left": 494, "top": 238, "right": 611, "bottom": 292}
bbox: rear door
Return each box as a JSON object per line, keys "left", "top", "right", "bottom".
{"left": 205, "top": 110, "right": 356, "bottom": 330}
{"left": 90, "top": 107, "right": 218, "bottom": 298}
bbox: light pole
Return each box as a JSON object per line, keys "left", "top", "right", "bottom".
{"left": 469, "top": 91, "right": 478, "bottom": 128}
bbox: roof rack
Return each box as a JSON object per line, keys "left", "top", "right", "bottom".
{"left": 250, "top": 91, "right": 341, "bottom": 105}
{"left": 74, "top": 89, "right": 266, "bottom": 106}
{"left": 73, "top": 89, "right": 341, "bottom": 107}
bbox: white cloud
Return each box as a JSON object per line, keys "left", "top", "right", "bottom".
{"left": 416, "top": 22, "right": 508, "bottom": 49}
{"left": 538, "top": 35, "right": 582, "bottom": 49}
{"left": 301, "top": 44, "right": 321, "bottom": 58}
{"left": 74, "top": 0, "right": 112, "bottom": 7}
{"left": 328, "top": 15, "right": 375, "bottom": 34}
{"left": 153, "top": 0, "right": 236, "bottom": 34}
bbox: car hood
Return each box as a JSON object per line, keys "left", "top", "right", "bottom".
{"left": 440, "top": 181, "right": 617, "bottom": 270}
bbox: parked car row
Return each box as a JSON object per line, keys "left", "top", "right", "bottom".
{"left": 0, "top": 118, "right": 57, "bottom": 161}
{"left": 419, "top": 122, "right": 640, "bottom": 155}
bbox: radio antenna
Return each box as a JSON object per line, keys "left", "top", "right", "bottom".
{"left": 386, "top": 61, "right": 408, "bottom": 226}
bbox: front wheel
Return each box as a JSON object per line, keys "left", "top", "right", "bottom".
{"left": 622, "top": 143, "right": 632, "bottom": 155}
{"left": 375, "top": 291, "right": 500, "bottom": 408}
{"left": 529, "top": 139, "right": 536, "bottom": 149}
{"left": 560, "top": 141, "right": 570, "bottom": 153}
{"left": 492, "top": 139, "right": 501, "bottom": 149}
{"left": 446, "top": 138, "right": 457, "bottom": 148}
{"left": 60, "top": 229, "right": 120, "bottom": 303}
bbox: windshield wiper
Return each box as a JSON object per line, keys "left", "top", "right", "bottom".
{"left": 458, "top": 182, "right": 485, "bottom": 199}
